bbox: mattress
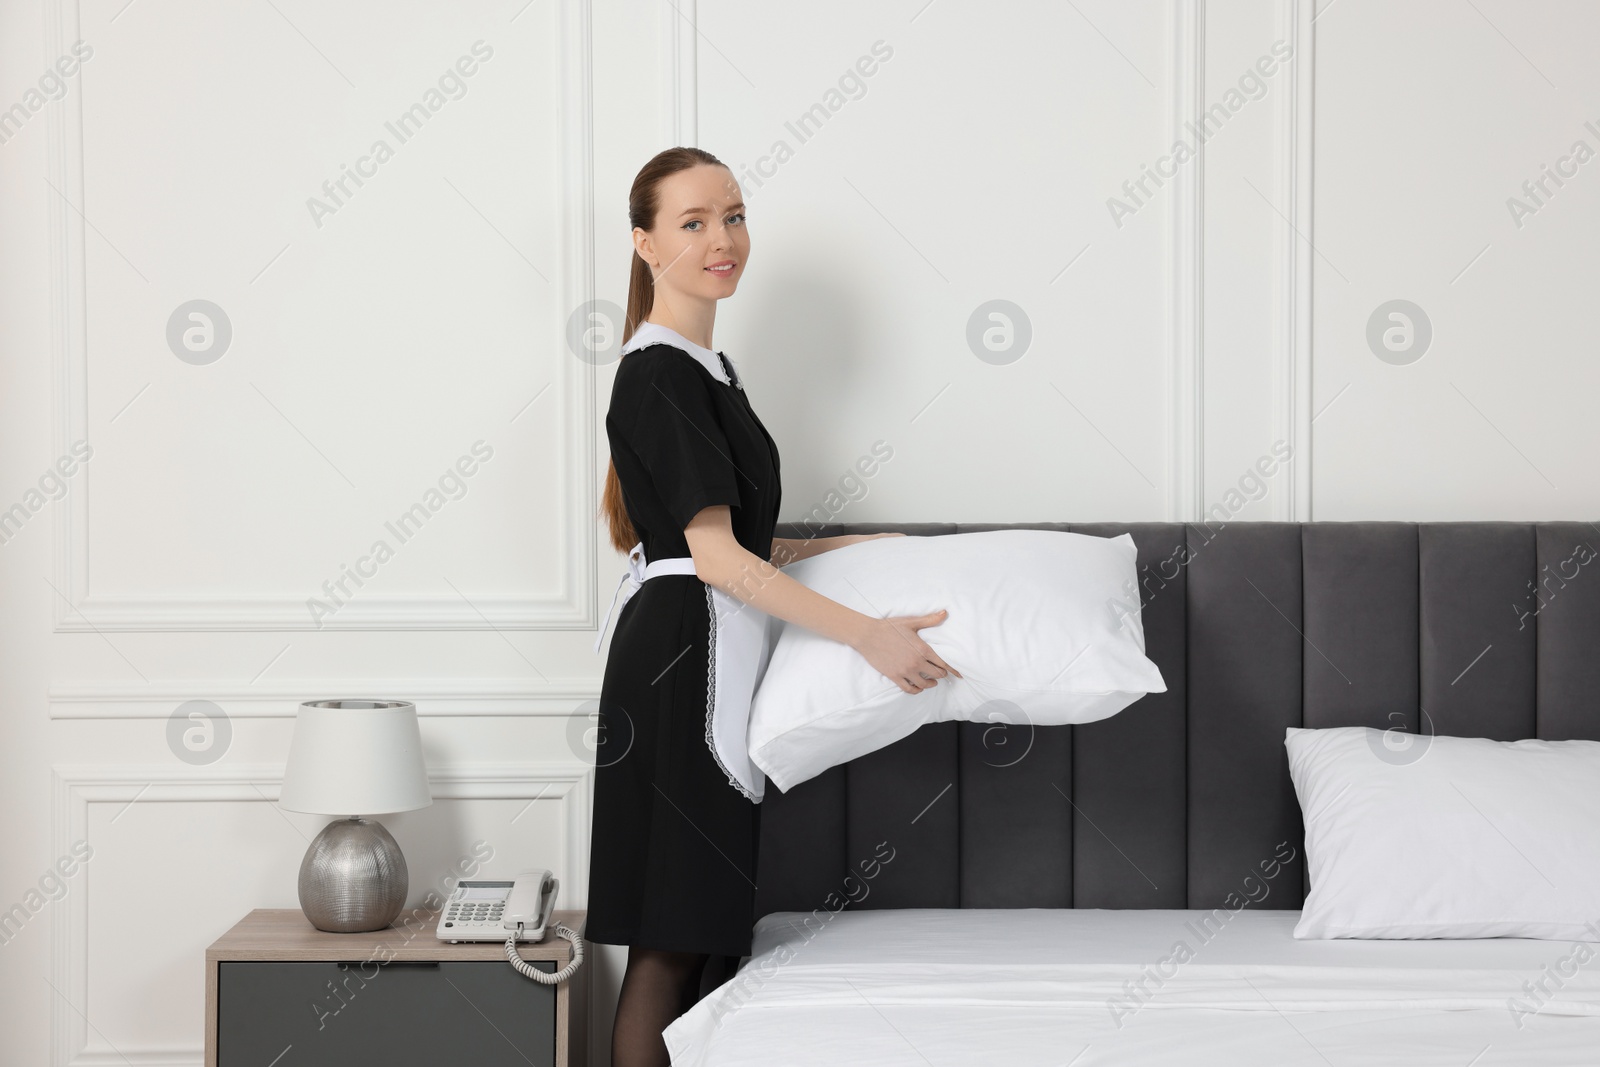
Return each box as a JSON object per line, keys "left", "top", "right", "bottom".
{"left": 665, "top": 908, "right": 1600, "bottom": 1065}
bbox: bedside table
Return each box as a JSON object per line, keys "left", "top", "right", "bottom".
{"left": 205, "top": 907, "right": 586, "bottom": 1067}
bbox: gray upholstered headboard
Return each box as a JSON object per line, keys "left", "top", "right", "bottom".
{"left": 752, "top": 520, "right": 1600, "bottom": 920}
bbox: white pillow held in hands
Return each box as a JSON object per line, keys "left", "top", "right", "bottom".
{"left": 747, "top": 529, "right": 1166, "bottom": 791}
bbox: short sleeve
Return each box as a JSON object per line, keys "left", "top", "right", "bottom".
{"left": 616, "top": 351, "right": 743, "bottom": 531}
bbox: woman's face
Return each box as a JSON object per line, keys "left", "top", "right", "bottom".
{"left": 634, "top": 164, "right": 749, "bottom": 306}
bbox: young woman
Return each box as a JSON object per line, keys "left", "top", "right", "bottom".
{"left": 589, "top": 146, "right": 961, "bottom": 1067}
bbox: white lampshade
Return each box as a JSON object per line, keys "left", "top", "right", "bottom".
{"left": 279, "top": 699, "right": 433, "bottom": 816}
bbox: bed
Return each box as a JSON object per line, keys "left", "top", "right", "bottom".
{"left": 671, "top": 520, "right": 1600, "bottom": 1063}
{"left": 668, "top": 908, "right": 1600, "bottom": 1064}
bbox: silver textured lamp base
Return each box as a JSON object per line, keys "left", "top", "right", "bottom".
{"left": 297, "top": 817, "right": 408, "bottom": 932}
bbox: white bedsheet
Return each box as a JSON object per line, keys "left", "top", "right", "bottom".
{"left": 665, "top": 908, "right": 1600, "bottom": 1066}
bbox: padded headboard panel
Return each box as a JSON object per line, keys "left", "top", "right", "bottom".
{"left": 752, "top": 520, "right": 1600, "bottom": 918}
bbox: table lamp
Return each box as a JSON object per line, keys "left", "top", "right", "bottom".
{"left": 278, "top": 699, "right": 432, "bottom": 932}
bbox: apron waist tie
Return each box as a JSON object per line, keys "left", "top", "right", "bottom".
{"left": 594, "top": 540, "right": 698, "bottom": 653}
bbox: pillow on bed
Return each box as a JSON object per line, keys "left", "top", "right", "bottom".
{"left": 748, "top": 529, "right": 1166, "bottom": 792}
{"left": 1286, "top": 726, "right": 1600, "bottom": 941}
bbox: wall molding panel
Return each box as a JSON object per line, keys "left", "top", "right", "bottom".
{"left": 47, "top": 0, "right": 600, "bottom": 633}
{"left": 1278, "top": 0, "right": 1316, "bottom": 520}
{"left": 672, "top": 0, "right": 1211, "bottom": 523}
{"left": 661, "top": 0, "right": 698, "bottom": 147}
{"left": 50, "top": 761, "right": 592, "bottom": 1067}
{"left": 47, "top": 677, "right": 600, "bottom": 718}
{"left": 1168, "top": 0, "right": 1207, "bottom": 521}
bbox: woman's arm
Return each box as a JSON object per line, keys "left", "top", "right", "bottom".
{"left": 685, "top": 507, "right": 960, "bottom": 694}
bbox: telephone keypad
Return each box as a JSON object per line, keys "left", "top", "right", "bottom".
{"left": 445, "top": 902, "right": 504, "bottom": 925}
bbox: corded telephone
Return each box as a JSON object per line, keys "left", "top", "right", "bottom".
{"left": 435, "top": 868, "right": 584, "bottom": 985}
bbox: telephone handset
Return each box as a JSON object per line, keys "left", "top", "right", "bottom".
{"left": 435, "top": 869, "right": 584, "bottom": 985}
{"left": 505, "top": 870, "right": 558, "bottom": 941}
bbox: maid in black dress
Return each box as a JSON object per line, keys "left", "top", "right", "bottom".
{"left": 588, "top": 147, "right": 779, "bottom": 1067}
{"left": 589, "top": 148, "right": 959, "bottom": 1067}
{"left": 589, "top": 317, "right": 781, "bottom": 950}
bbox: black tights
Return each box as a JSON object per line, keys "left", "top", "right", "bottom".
{"left": 612, "top": 946, "right": 709, "bottom": 1067}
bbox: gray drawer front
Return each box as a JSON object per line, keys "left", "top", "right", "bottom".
{"left": 219, "top": 959, "right": 555, "bottom": 1067}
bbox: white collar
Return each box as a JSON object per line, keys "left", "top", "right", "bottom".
{"left": 620, "top": 321, "right": 740, "bottom": 387}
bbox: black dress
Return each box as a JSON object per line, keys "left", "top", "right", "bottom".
{"left": 586, "top": 337, "right": 782, "bottom": 957}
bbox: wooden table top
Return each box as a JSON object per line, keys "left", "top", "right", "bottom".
{"left": 206, "top": 908, "right": 587, "bottom": 963}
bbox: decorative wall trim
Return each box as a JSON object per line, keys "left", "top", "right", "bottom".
{"left": 1279, "top": 0, "right": 1316, "bottom": 520}
{"left": 663, "top": 0, "right": 698, "bottom": 147}
{"left": 47, "top": 0, "right": 599, "bottom": 632}
{"left": 50, "top": 760, "right": 592, "bottom": 1067}
{"left": 45, "top": 0, "right": 87, "bottom": 631}
{"left": 48, "top": 678, "right": 600, "bottom": 718}
{"left": 50, "top": 590, "right": 599, "bottom": 633}
{"left": 670, "top": 2, "right": 1208, "bottom": 522}
{"left": 1169, "top": 0, "right": 1207, "bottom": 521}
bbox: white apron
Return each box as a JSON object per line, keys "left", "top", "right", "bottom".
{"left": 595, "top": 541, "right": 770, "bottom": 802}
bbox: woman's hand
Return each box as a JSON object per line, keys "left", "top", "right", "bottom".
{"left": 849, "top": 609, "right": 963, "bottom": 694}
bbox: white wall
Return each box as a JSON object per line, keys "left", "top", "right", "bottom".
{"left": 1, "top": 0, "right": 1595, "bottom": 1064}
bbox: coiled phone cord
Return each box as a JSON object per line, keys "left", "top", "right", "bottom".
{"left": 505, "top": 922, "right": 585, "bottom": 984}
